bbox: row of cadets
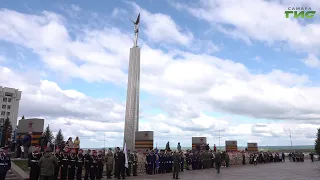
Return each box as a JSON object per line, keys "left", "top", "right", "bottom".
{"left": 0, "top": 146, "right": 11, "bottom": 180}
{"left": 83, "top": 149, "right": 104, "bottom": 180}
{"left": 59, "top": 147, "right": 86, "bottom": 180}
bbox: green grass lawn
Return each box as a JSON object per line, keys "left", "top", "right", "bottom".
{"left": 12, "top": 160, "right": 30, "bottom": 173}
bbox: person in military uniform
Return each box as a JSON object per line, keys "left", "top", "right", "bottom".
{"left": 168, "top": 151, "right": 173, "bottom": 173}
{"left": 126, "top": 150, "right": 133, "bottom": 176}
{"left": 151, "top": 150, "right": 156, "bottom": 175}
{"left": 0, "top": 146, "right": 11, "bottom": 180}
{"left": 163, "top": 151, "right": 168, "bottom": 173}
{"left": 84, "top": 149, "right": 92, "bottom": 180}
{"left": 97, "top": 150, "right": 104, "bottom": 179}
{"left": 172, "top": 151, "right": 181, "bottom": 179}
{"left": 76, "top": 149, "right": 84, "bottom": 180}
{"left": 185, "top": 150, "right": 190, "bottom": 170}
{"left": 158, "top": 150, "right": 164, "bottom": 173}
{"left": 105, "top": 148, "right": 114, "bottom": 179}
{"left": 225, "top": 153, "right": 230, "bottom": 167}
{"left": 132, "top": 151, "right": 138, "bottom": 176}
{"left": 242, "top": 152, "right": 246, "bottom": 165}
{"left": 114, "top": 147, "right": 126, "bottom": 179}
{"left": 89, "top": 150, "right": 99, "bottom": 180}
{"left": 60, "top": 148, "right": 69, "bottom": 180}
{"left": 68, "top": 148, "right": 77, "bottom": 180}
{"left": 215, "top": 151, "right": 222, "bottom": 173}
{"left": 146, "top": 150, "right": 152, "bottom": 175}
{"left": 53, "top": 148, "right": 61, "bottom": 180}
{"left": 28, "top": 146, "right": 42, "bottom": 180}
{"left": 179, "top": 151, "right": 184, "bottom": 172}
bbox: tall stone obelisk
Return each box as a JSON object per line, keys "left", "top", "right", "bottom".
{"left": 124, "top": 14, "right": 140, "bottom": 151}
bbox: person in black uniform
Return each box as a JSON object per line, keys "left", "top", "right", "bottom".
{"left": 145, "top": 150, "right": 151, "bottom": 175}
{"left": 114, "top": 147, "right": 125, "bottom": 179}
{"left": 90, "top": 150, "right": 98, "bottom": 180}
{"left": 0, "top": 146, "right": 11, "bottom": 180}
{"left": 169, "top": 152, "right": 173, "bottom": 173}
{"left": 60, "top": 148, "right": 69, "bottom": 180}
{"left": 97, "top": 150, "right": 104, "bottom": 179}
{"left": 151, "top": 150, "right": 156, "bottom": 175}
{"left": 185, "top": 150, "right": 190, "bottom": 170}
{"left": 76, "top": 149, "right": 84, "bottom": 180}
{"left": 118, "top": 149, "right": 126, "bottom": 179}
{"left": 158, "top": 150, "right": 163, "bottom": 173}
{"left": 68, "top": 149, "right": 77, "bottom": 180}
{"left": 84, "top": 149, "right": 92, "bottom": 180}
{"left": 53, "top": 148, "right": 61, "bottom": 180}
{"left": 28, "top": 146, "right": 42, "bottom": 180}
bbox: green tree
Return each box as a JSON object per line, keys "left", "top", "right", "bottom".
{"left": 54, "top": 129, "right": 64, "bottom": 146}
{"left": 315, "top": 128, "right": 320, "bottom": 155}
{"left": 1, "top": 117, "right": 12, "bottom": 147}
{"left": 44, "top": 125, "right": 54, "bottom": 144}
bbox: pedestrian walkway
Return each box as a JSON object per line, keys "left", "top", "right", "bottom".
{"left": 106, "top": 161, "right": 320, "bottom": 180}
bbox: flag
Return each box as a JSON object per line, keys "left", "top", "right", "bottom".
{"left": 124, "top": 141, "right": 129, "bottom": 168}
{"left": 155, "top": 146, "right": 159, "bottom": 169}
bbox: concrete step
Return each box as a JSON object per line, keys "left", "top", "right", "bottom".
{"left": 6, "top": 177, "right": 19, "bottom": 180}
{"left": 7, "top": 170, "right": 19, "bottom": 180}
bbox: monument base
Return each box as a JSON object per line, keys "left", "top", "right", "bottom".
{"left": 135, "top": 131, "right": 153, "bottom": 153}
{"left": 192, "top": 137, "right": 207, "bottom": 150}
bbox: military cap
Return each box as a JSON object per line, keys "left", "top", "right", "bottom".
{"left": 108, "top": 148, "right": 112, "bottom": 150}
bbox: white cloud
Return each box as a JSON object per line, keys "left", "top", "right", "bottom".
{"left": 173, "top": 0, "right": 320, "bottom": 54}
{"left": 302, "top": 54, "right": 320, "bottom": 68}
{"left": 1, "top": 7, "right": 320, "bottom": 147}
{"left": 111, "top": 8, "right": 128, "bottom": 18}
{"left": 130, "top": 2, "right": 193, "bottom": 46}
{"left": 71, "top": 4, "right": 81, "bottom": 12}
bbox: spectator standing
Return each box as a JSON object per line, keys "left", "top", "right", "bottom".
{"left": 16, "top": 135, "right": 22, "bottom": 158}
{"left": 22, "top": 132, "right": 32, "bottom": 159}
{"left": 38, "top": 147, "right": 57, "bottom": 180}
{"left": 66, "top": 137, "right": 74, "bottom": 149}
{"left": 39, "top": 133, "right": 47, "bottom": 152}
{"left": 73, "top": 136, "right": 80, "bottom": 154}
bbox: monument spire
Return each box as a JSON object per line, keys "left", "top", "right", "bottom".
{"left": 124, "top": 13, "right": 141, "bottom": 151}
{"left": 131, "top": 13, "right": 140, "bottom": 47}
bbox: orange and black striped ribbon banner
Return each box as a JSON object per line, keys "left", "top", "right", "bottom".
{"left": 135, "top": 140, "right": 153, "bottom": 149}
{"left": 226, "top": 146, "right": 238, "bottom": 151}
{"left": 17, "top": 132, "right": 43, "bottom": 146}
{"left": 247, "top": 147, "right": 258, "bottom": 151}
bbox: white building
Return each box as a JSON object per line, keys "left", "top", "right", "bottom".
{"left": 0, "top": 86, "right": 22, "bottom": 129}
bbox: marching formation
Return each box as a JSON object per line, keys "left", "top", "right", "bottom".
{"left": 27, "top": 146, "right": 139, "bottom": 180}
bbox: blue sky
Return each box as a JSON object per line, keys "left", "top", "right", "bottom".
{"left": 1, "top": 0, "right": 320, "bottom": 148}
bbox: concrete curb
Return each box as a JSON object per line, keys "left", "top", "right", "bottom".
{"left": 11, "top": 161, "right": 29, "bottom": 180}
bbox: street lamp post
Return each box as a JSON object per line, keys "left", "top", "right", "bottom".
{"left": 289, "top": 127, "right": 293, "bottom": 150}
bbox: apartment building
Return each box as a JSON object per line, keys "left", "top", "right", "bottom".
{"left": 0, "top": 86, "right": 22, "bottom": 129}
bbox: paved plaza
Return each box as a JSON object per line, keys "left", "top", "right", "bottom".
{"left": 114, "top": 161, "right": 320, "bottom": 180}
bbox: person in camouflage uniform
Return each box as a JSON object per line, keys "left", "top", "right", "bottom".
{"left": 225, "top": 153, "right": 230, "bottom": 167}
{"left": 132, "top": 151, "right": 138, "bottom": 176}
{"left": 126, "top": 150, "right": 133, "bottom": 176}
{"left": 105, "top": 148, "right": 114, "bottom": 179}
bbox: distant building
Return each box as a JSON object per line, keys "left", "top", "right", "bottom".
{"left": 0, "top": 86, "right": 22, "bottom": 129}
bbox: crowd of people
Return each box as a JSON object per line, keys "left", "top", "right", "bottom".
{"left": 1, "top": 135, "right": 316, "bottom": 180}
{"left": 14, "top": 132, "right": 81, "bottom": 160}
{"left": 26, "top": 146, "right": 138, "bottom": 180}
